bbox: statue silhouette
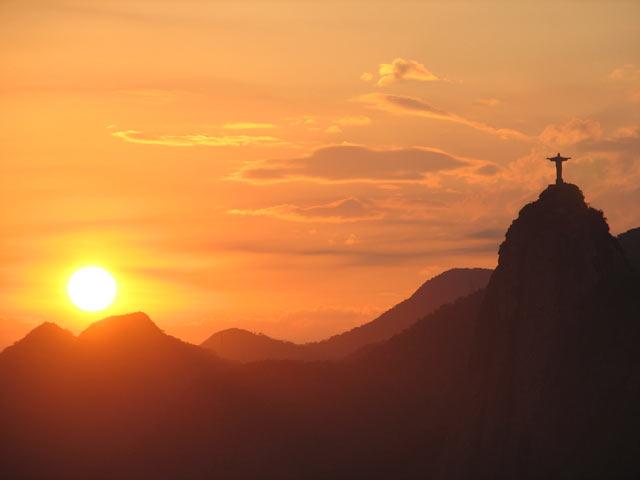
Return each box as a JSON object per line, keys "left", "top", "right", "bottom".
{"left": 547, "top": 153, "right": 570, "bottom": 184}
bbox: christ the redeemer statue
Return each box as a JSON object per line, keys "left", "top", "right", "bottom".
{"left": 547, "top": 153, "right": 570, "bottom": 184}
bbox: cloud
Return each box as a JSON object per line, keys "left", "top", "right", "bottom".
{"left": 475, "top": 164, "right": 501, "bottom": 176}
{"left": 607, "top": 64, "right": 639, "bottom": 81}
{"left": 112, "top": 130, "right": 289, "bottom": 147}
{"left": 228, "top": 198, "right": 383, "bottom": 223}
{"left": 583, "top": 126, "right": 640, "bottom": 167}
{"left": 214, "top": 240, "right": 500, "bottom": 267}
{"left": 222, "top": 122, "right": 276, "bottom": 130}
{"left": 539, "top": 118, "right": 602, "bottom": 146}
{"left": 377, "top": 58, "right": 440, "bottom": 86}
{"left": 335, "top": 116, "right": 372, "bottom": 127}
{"left": 473, "top": 98, "right": 500, "bottom": 107}
{"left": 325, "top": 115, "right": 371, "bottom": 134}
{"left": 360, "top": 72, "right": 374, "bottom": 82}
{"left": 344, "top": 233, "right": 358, "bottom": 245}
{"left": 116, "top": 89, "right": 181, "bottom": 97}
{"left": 468, "top": 228, "right": 505, "bottom": 239}
{"left": 353, "top": 93, "right": 529, "bottom": 140}
{"left": 232, "top": 145, "right": 468, "bottom": 183}
{"left": 287, "top": 115, "right": 316, "bottom": 126}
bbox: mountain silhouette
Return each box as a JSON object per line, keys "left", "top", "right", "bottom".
{"left": 2, "top": 321, "right": 74, "bottom": 356}
{"left": 200, "top": 267, "right": 492, "bottom": 362}
{"left": 1, "top": 182, "right": 639, "bottom": 479}
{"left": 618, "top": 226, "right": 640, "bottom": 271}
{"left": 201, "top": 327, "right": 322, "bottom": 362}
{"left": 441, "top": 183, "right": 640, "bottom": 478}
{"left": 307, "top": 267, "right": 492, "bottom": 358}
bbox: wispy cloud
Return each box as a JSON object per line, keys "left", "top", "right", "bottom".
{"left": 228, "top": 198, "right": 383, "bottom": 223}
{"left": 375, "top": 58, "right": 441, "bottom": 86}
{"left": 222, "top": 122, "right": 276, "bottom": 130}
{"left": 607, "top": 64, "right": 640, "bottom": 81}
{"left": 473, "top": 98, "right": 500, "bottom": 107}
{"left": 112, "top": 130, "right": 290, "bottom": 147}
{"left": 360, "top": 72, "right": 374, "bottom": 82}
{"left": 335, "top": 116, "right": 371, "bottom": 127}
{"left": 353, "top": 93, "right": 530, "bottom": 140}
{"left": 325, "top": 116, "right": 372, "bottom": 133}
{"left": 231, "top": 145, "right": 468, "bottom": 184}
{"left": 287, "top": 115, "right": 316, "bottom": 126}
{"left": 539, "top": 118, "right": 602, "bottom": 146}
{"left": 116, "top": 89, "right": 182, "bottom": 97}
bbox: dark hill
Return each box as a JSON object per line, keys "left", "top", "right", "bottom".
{"left": 2, "top": 321, "right": 74, "bottom": 356}
{"left": 201, "top": 328, "right": 321, "bottom": 362}
{"left": 307, "top": 267, "right": 492, "bottom": 358}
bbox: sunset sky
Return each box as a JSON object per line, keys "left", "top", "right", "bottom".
{"left": 1, "top": 0, "right": 639, "bottom": 348}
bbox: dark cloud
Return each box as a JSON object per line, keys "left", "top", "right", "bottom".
{"left": 468, "top": 228, "right": 505, "bottom": 239}
{"left": 234, "top": 145, "right": 468, "bottom": 183}
{"left": 475, "top": 164, "right": 501, "bottom": 176}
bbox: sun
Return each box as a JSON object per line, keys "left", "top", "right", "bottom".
{"left": 67, "top": 266, "right": 117, "bottom": 311}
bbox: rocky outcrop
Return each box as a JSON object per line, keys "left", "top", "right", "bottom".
{"left": 445, "top": 183, "right": 640, "bottom": 479}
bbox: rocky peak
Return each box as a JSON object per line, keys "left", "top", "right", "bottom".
{"left": 489, "top": 182, "right": 628, "bottom": 317}
{"left": 455, "top": 183, "right": 639, "bottom": 478}
{"left": 1, "top": 322, "right": 75, "bottom": 356}
{"left": 78, "top": 312, "right": 164, "bottom": 344}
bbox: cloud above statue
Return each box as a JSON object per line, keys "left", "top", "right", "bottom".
{"left": 231, "top": 145, "right": 469, "bottom": 183}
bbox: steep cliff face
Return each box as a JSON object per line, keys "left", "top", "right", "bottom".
{"left": 450, "top": 183, "right": 640, "bottom": 479}
{"left": 618, "top": 226, "right": 640, "bottom": 271}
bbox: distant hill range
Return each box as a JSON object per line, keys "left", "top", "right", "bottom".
{"left": 201, "top": 327, "right": 320, "bottom": 362}
{"left": 201, "top": 267, "right": 492, "bottom": 362}
{"left": 2, "top": 182, "right": 639, "bottom": 479}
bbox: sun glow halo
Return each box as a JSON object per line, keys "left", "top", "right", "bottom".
{"left": 67, "top": 266, "right": 117, "bottom": 311}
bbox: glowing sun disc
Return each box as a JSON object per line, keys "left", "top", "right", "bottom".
{"left": 67, "top": 266, "right": 117, "bottom": 311}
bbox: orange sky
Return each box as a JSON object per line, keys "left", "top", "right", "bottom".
{"left": 1, "top": 0, "right": 639, "bottom": 348}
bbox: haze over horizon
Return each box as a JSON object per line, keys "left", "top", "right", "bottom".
{"left": 1, "top": 0, "right": 639, "bottom": 348}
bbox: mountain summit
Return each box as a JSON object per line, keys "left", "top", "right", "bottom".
{"left": 490, "top": 182, "right": 628, "bottom": 307}
{"left": 78, "top": 311, "right": 164, "bottom": 344}
{"left": 448, "top": 182, "right": 640, "bottom": 479}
